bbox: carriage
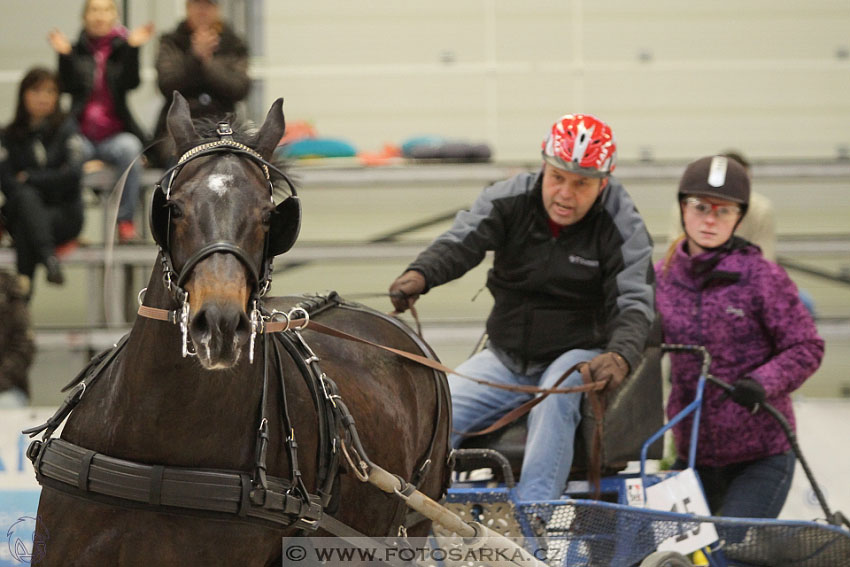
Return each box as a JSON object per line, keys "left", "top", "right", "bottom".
{"left": 22, "top": 93, "right": 850, "bottom": 566}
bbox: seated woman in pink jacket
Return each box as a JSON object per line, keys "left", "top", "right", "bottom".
{"left": 655, "top": 155, "right": 824, "bottom": 518}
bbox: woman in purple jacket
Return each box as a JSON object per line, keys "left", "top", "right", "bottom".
{"left": 655, "top": 155, "right": 824, "bottom": 518}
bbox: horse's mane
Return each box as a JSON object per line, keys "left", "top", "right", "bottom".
{"left": 186, "top": 115, "right": 296, "bottom": 200}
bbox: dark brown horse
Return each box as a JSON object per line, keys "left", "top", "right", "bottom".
{"left": 30, "top": 93, "right": 451, "bottom": 566}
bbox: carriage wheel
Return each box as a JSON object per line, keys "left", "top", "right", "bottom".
{"left": 639, "top": 550, "right": 694, "bottom": 567}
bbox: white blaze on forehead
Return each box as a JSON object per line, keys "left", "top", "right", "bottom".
{"left": 207, "top": 173, "right": 234, "bottom": 196}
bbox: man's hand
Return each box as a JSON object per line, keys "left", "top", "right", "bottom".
{"left": 389, "top": 270, "right": 426, "bottom": 313}
{"left": 191, "top": 26, "right": 220, "bottom": 62}
{"left": 128, "top": 22, "right": 155, "bottom": 48}
{"left": 47, "top": 29, "right": 72, "bottom": 55}
{"left": 588, "top": 352, "right": 629, "bottom": 391}
{"left": 728, "top": 378, "right": 766, "bottom": 411}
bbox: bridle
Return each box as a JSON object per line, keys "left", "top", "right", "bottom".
{"left": 141, "top": 123, "right": 301, "bottom": 360}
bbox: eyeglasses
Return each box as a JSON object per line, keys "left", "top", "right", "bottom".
{"left": 683, "top": 197, "right": 742, "bottom": 221}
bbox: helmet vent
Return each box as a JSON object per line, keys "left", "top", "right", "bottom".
{"left": 708, "top": 156, "right": 729, "bottom": 188}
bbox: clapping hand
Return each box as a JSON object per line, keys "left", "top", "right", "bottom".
{"left": 47, "top": 28, "right": 72, "bottom": 55}
{"left": 191, "top": 26, "right": 220, "bottom": 62}
{"left": 128, "top": 22, "right": 155, "bottom": 48}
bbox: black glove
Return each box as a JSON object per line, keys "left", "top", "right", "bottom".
{"left": 588, "top": 352, "right": 630, "bottom": 391}
{"left": 388, "top": 270, "right": 426, "bottom": 313}
{"left": 728, "top": 377, "right": 766, "bottom": 410}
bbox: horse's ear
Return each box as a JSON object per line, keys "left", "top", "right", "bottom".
{"left": 254, "top": 98, "right": 285, "bottom": 160}
{"left": 166, "top": 91, "right": 198, "bottom": 151}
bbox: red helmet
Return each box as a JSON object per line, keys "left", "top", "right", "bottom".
{"left": 541, "top": 114, "right": 617, "bottom": 178}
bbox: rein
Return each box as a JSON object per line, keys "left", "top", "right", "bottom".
{"left": 136, "top": 300, "right": 607, "bottom": 399}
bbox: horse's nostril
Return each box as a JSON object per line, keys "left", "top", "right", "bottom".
{"left": 191, "top": 303, "right": 251, "bottom": 351}
{"left": 191, "top": 306, "right": 215, "bottom": 339}
{"left": 235, "top": 312, "right": 251, "bottom": 337}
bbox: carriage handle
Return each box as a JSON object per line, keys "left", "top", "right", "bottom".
{"left": 639, "top": 344, "right": 710, "bottom": 491}
{"left": 639, "top": 344, "right": 848, "bottom": 528}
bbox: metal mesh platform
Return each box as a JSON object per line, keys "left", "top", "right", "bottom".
{"left": 519, "top": 499, "right": 850, "bottom": 567}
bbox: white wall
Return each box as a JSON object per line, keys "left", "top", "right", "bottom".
{"left": 1, "top": 1, "right": 848, "bottom": 161}
{"left": 259, "top": 1, "right": 850, "bottom": 161}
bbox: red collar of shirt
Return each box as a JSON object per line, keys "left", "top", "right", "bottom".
{"left": 547, "top": 218, "right": 563, "bottom": 238}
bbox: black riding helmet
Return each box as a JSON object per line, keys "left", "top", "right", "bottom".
{"left": 678, "top": 155, "right": 751, "bottom": 213}
{"left": 677, "top": 155, "right": 751, "bottom": 252}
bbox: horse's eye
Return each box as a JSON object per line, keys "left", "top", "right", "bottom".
{"left": 168, "top": 203, "right": 184, "bottom": 219}
{"left": 261, "top": 210, "right": 273, "bottom": 226}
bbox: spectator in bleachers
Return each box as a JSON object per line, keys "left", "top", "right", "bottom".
{"left": 0, "top": 269, "right": 35, "bottom": 408}
{"left": 656, "top": 155, "right": 824, "bottom": 518}
{"left": 0, "top": 67, "right": 85, "bottom": 292}
{"left": 48, "top": 0, "right": 154, "bottom": 243}
{"left": 151, "top": 0, "right": 250, "bottom": 167}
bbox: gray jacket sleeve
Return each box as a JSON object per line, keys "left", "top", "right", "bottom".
{"left": 406, "top": 176, "right": 528, "bottom": 290}
{"left": 601, "top": 182, "right": 656, "bottom": 370}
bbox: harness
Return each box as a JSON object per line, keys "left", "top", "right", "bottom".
{"left": 24, "top": 123, "right": 451, "bottom": 540}
{"left": 146, "top": 122, "right": 301, "bottom": 360}
{"left": 25, "top": 292, "right": 450, "bottom": 537}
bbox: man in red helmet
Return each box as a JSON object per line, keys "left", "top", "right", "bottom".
{"left": 389, "top": 114, "right": 655, "bottom": 501}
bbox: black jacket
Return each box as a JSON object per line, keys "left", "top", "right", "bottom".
{"left": 154, "top": 21, "right": 250, "bottom": 137}
{"left": 58, "top": 31, "right": 147, "bottom": 142}
{"left": 408, "top": 171, "right": 655, "bottom": 373}
{"left": 0, "top": 117, "right": 84, "bottom": 206}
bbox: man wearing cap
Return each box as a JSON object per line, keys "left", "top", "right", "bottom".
{"left": 389, "top": 114, "right": 655, "bottom": 501}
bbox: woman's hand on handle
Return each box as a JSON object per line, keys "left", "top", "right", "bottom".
{"left": 727, "top": 377, "right": 766, "bottom": 412}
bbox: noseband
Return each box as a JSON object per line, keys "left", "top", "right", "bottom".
{"left": 142, "top": 123, "right": 300, "bottom": 360}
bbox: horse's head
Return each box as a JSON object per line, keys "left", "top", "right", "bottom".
{"left": 151, "top": 92, "right": 300, "bottom": 369}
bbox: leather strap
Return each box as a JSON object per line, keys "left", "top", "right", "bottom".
{"left": 31, "top": 438, "right": 323, "bottom": 528}
{"left": 290, "top": 318, "right": 607, "bottom": 398}
{"left": 137, "top": 304, "right": 175, "bottom": 322}
{"left": 580, "top": 364, "right": 607, "bottom": 497}
{"left": 459, "top": 361, "right": 589, "bottom": 438}
{"left": 135, "top": 306, "right": 607, "bottom": 399}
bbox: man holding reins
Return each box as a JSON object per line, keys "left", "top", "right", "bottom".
{"left": 389, "top": 114, "right": 655, "bottom": 501}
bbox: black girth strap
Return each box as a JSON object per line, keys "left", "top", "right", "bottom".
{"left": 30, "top": 438, "right": 321, "bottom": 528}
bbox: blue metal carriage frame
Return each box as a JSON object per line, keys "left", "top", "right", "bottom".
{"left": 440, "top": 344, "right": 850, "bottom": 567}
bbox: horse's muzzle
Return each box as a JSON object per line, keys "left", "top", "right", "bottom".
{"left": 189, "top": 301, "right": 252, "bottom": 369}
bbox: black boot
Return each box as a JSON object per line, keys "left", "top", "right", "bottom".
{"left": 44, "top": 256, "right": 65, "bottom": 285}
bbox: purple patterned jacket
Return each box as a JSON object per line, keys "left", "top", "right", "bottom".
{"left": 655, "top": 241, "right": 824, "bottom": 467}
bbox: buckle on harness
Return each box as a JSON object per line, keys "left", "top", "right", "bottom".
{"left": 26, "top": 439, "right": 43, "bottom": 464}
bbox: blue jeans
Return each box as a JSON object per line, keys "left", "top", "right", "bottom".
{"left": 81, "top": 133, "right": 143, "bottom": 223}
{"left": 450, "top": 347, "right": 601, "bottom": 501}
{"left": 674, "top": 451, "right": 795, "bottom": 518}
